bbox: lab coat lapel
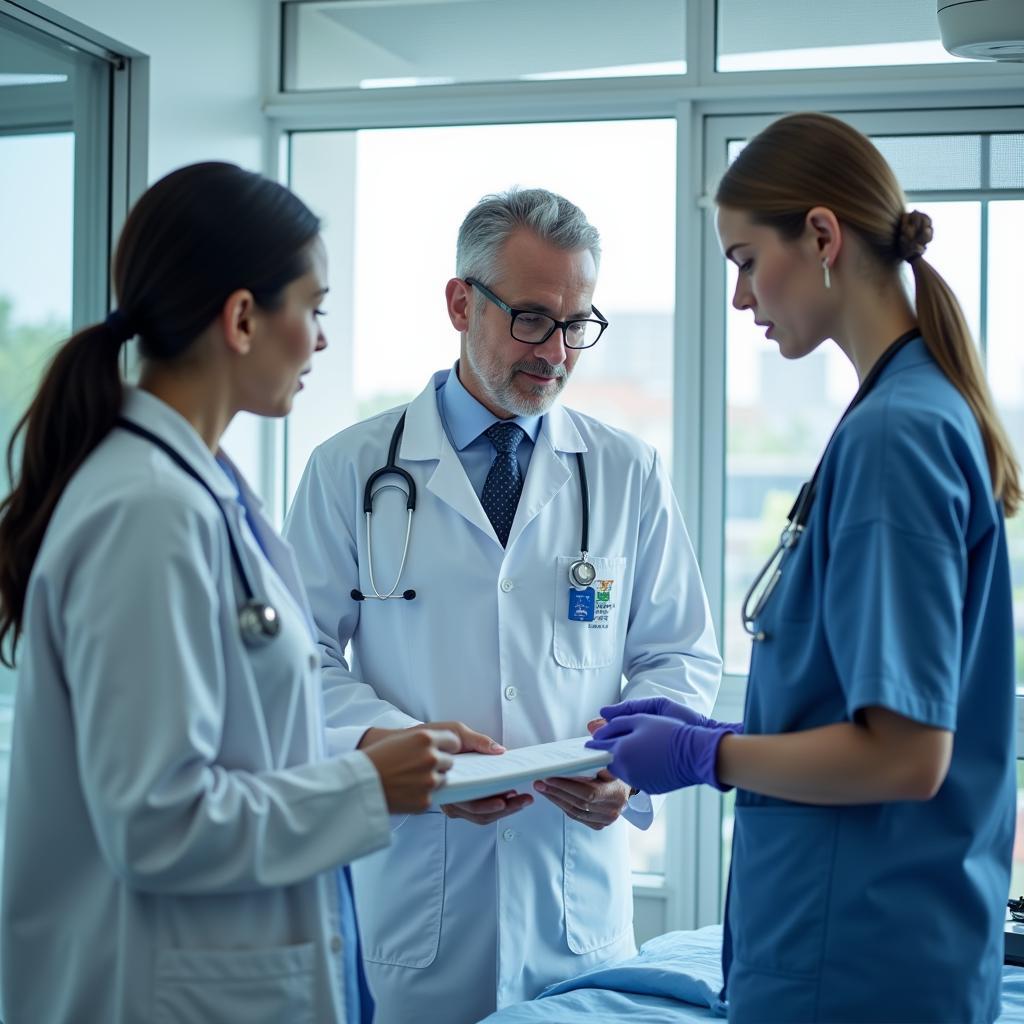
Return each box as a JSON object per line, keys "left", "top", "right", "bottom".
{"left": 505, "top": 404, "right": 587, "bottom": 550}
{"left": 400, "top": 374, "right": 500, "bottom": 544}
{"left": 216, "top": 451, "right": 317, "bottom": 638}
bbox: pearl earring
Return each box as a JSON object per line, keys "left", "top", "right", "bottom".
{"left": 822, "top": 259, "right": 831, "bottom": 290}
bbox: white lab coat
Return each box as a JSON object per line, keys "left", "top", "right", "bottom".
{"left": 1, "top": 388, "right": 391, "bottom": 1024}
{"left": 284, "top": 371, "right": 722, "bottom": 1024}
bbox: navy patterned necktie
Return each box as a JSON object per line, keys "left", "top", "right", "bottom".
{"left": 481, "top": 421, "right": 526, "bottom": 546}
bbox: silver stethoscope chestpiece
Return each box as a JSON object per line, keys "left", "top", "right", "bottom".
{"left": 569, "top": 555, "right": 597, "bottom": 589}
{"left": 238, "top": 601, "right": 281, "bottom": 647}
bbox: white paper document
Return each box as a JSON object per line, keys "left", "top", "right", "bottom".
{"left": 430, "top": 736, "right": 612, "bottom": 808}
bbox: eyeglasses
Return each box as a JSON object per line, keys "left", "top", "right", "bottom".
{"left": 465, "top": 277, "right": 608, "bottom": 350}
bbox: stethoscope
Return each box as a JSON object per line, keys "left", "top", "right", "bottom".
{"left": 351, "top": 412, "right": 597, "bottom": 601}
{"left": 116, "top": 418, "right": 281, "bottom": 647}
{"left": 741, "top": 329, "right": 920, "bottom": 642}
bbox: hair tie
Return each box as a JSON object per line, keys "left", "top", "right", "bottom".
{"left": 897, "top": 210, "right": 932, "bottom": 263}
{"left": 103, "top": 309, "right": 136, "bottom": 343}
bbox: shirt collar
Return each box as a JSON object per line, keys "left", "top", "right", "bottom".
{"left": 440, "top": 361, "right": 543, "bottom": 451}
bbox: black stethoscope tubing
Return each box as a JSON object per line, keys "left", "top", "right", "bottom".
{"left": 741, "top": 329, "right": 920, "bottom": 642}
{"left": 116, "top": 418, "right": 281, "bottom": 647}
{"left": 352, "top": 412, "right": 594, "bottom": 601}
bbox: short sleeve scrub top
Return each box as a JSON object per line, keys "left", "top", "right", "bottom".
{"left": 727, "top": 337, "right": 1016, "bottom": 1023}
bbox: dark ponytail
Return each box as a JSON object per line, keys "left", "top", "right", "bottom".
{"left": 0, "top": 162, "right": 320, "bottom": 665}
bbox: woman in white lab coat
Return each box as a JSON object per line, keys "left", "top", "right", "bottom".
{"left": 0, "top": 162, "right": 472, "bottom": 1023}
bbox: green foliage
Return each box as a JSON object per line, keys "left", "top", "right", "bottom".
{"left": 0, "top": 295, "right": 67, "bottom": 490}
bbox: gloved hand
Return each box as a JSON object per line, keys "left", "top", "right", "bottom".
{"left": 586, "top": 713, "right": 740, "bottom": 794}
{"left": 600, "top": 696, "right": 743, "bottom": 734}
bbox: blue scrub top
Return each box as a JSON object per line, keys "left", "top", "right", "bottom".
{"left": 728, "top": 338, "right": 1016, "bottom": 1023}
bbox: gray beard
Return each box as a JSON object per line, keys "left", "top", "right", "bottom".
{"left": 464, "top": 336, "right": 569, "bottom": 417}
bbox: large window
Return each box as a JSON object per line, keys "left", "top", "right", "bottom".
{"left": 0, "top": 4, "right": 130, "bottom": 887}
{"left": 274, "top": 0, "right": 1024, "bottom": 938}
{"left": 282, "top": 0, "right": 686, "bottom": 91}
{"left": 286, "top": 118, "right": 677, "bottom": 498}
{"left": 287, "top": 117, "right": 676, "bottom": 874}
{"left": 716, "top": 0, "right": 963, "bottom": 71}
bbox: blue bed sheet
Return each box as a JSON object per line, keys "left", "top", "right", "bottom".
{"left": 482, "top": 925, "right": 1024, "bottom": 1023}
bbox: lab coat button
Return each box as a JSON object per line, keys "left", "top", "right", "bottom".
{"left": 308, "top": 653, "right": 318, "bottom": 671}
{"left": 504, "top": 685, "right": 517, "bottom": 700}
{"left": 500, "top": 578, "right": 515, "bottom": 592}
{"left": 502, "top": 828, "right": 515, "bottom": 841}
{"left": 330, "top": 935, "right": 342, "bottom": 954}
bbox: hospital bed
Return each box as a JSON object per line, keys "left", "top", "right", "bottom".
{"left": 482, "top": 924, "right": 1024, "bottom": 1023}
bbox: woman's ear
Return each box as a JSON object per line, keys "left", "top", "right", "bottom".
{"left": 805, "top": 206, "right": 842, "bottom": 269}
{"left": 220, "top": 288, "right": 256, "bottom": 355}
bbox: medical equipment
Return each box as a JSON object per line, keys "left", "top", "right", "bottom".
{"left": 741, "top": 329, "right": 920, "bottom": 641}
{"left": 116, "top": 418, "right": 281, "bottom": 647}
{"left": 350, "top": 411, "right": 597, "bottom": 601}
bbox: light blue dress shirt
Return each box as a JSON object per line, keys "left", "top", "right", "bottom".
{"left": 436, "top": 362, "right": 542, "bottom": 496}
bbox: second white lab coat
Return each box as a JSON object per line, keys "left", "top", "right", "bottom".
{"left": 285, "top": 371, "right": 722, "bottom": 1024}
{"left": 1, "top": 388, "right": 391, "bottom": 1024}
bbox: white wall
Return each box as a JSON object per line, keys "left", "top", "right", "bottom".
{"left": 48, "top": 0, "right": 271, "bottom": 178}
{"left": 45, "top": 0, "right": 275, "bottom": 480}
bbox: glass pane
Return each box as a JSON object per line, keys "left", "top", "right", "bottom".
{"left": 873, "top": 135, "right": 982, "bottom": 192}
{"left": 0, "top": 13, "right": 109, "bottom": 903}
{"left": 283, "top": 0, "right": 685, "bottom": 90}
{"left": 721, "top": 788, "right": 735, "bottom": 904}
{"left": 992, "top": 135, "right": 1024, "bottom": 190}
{"left": 723, "top": 200, "right": 981, "bottom": 674}
{"left": 1012, "top": 760, "right": 1024, "bottom": 899}
{"left": 988, "top": 201, "right": 1024, "bottom": 686}
{"left": 717, "top": 0, "right": 965, "bottom": 72}
{"left": 630, "top": 809, "right": 666, "bottom": 875}
{"left": 289, "top": 119, "right": 676, "bottom": 874}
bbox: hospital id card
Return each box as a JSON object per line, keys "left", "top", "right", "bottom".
{"left": 568, "top": 587, "right": 596, "bottom": 622}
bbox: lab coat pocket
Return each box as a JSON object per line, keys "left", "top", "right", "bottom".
{"left": 553, "top": 556, "right": 627, "bottom": 669}
{"left": 354, "top": 809, "right": 446, "bottom": 968}
{"left": 563, "top": 816, "right": 632, "bottom": 953}
{"left": 153, "top": 942, "right": 315, "bottom": 1024}
{"left": 730, "top": 803, "right": 838, "bottom": 978}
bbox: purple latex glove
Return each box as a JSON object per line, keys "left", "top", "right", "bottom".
{"left": 586, "top": 713, "right": 740, "bottom": 794}
{"left": 600, "top": 696, "right": 743, "bottom": 734}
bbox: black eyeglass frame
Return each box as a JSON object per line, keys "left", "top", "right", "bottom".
{"left": 464, "top": 276, "right": 609, "bottom": 349}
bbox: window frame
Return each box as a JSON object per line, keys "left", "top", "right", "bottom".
{"left": 269, "top": 0, "right": 1024, "bottom": 940}
{"left": 0, "top": 0, "right": 148, "bottom": 883}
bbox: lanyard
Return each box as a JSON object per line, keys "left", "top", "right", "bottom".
{"left": 741, "top": 329, "right": 921, "bottom": 640}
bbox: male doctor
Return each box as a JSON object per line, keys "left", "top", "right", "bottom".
{"left": 284, "top": 187, "right": 722, "bottom": 1024}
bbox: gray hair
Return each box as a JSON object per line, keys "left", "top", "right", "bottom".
{"left": 455, "top": 186, "right": 601, "bottom": 283}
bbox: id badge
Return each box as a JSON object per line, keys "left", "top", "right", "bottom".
{"left": 568, "top": 586, "right": 596, "bottom": 622}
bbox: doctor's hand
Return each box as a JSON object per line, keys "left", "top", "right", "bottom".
{"left": 362, "top": 727, "right": 461, "bottom": 813}
{"left": 441, "top": 790, "right": 535, "bottom": 825}
{"left": 533, "top": 770, "right": 631, "bottom": 830}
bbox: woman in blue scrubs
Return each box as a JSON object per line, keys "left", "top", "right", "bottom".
{"left": 589, "top": 113, "right": 1020, "bottom": 1022}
